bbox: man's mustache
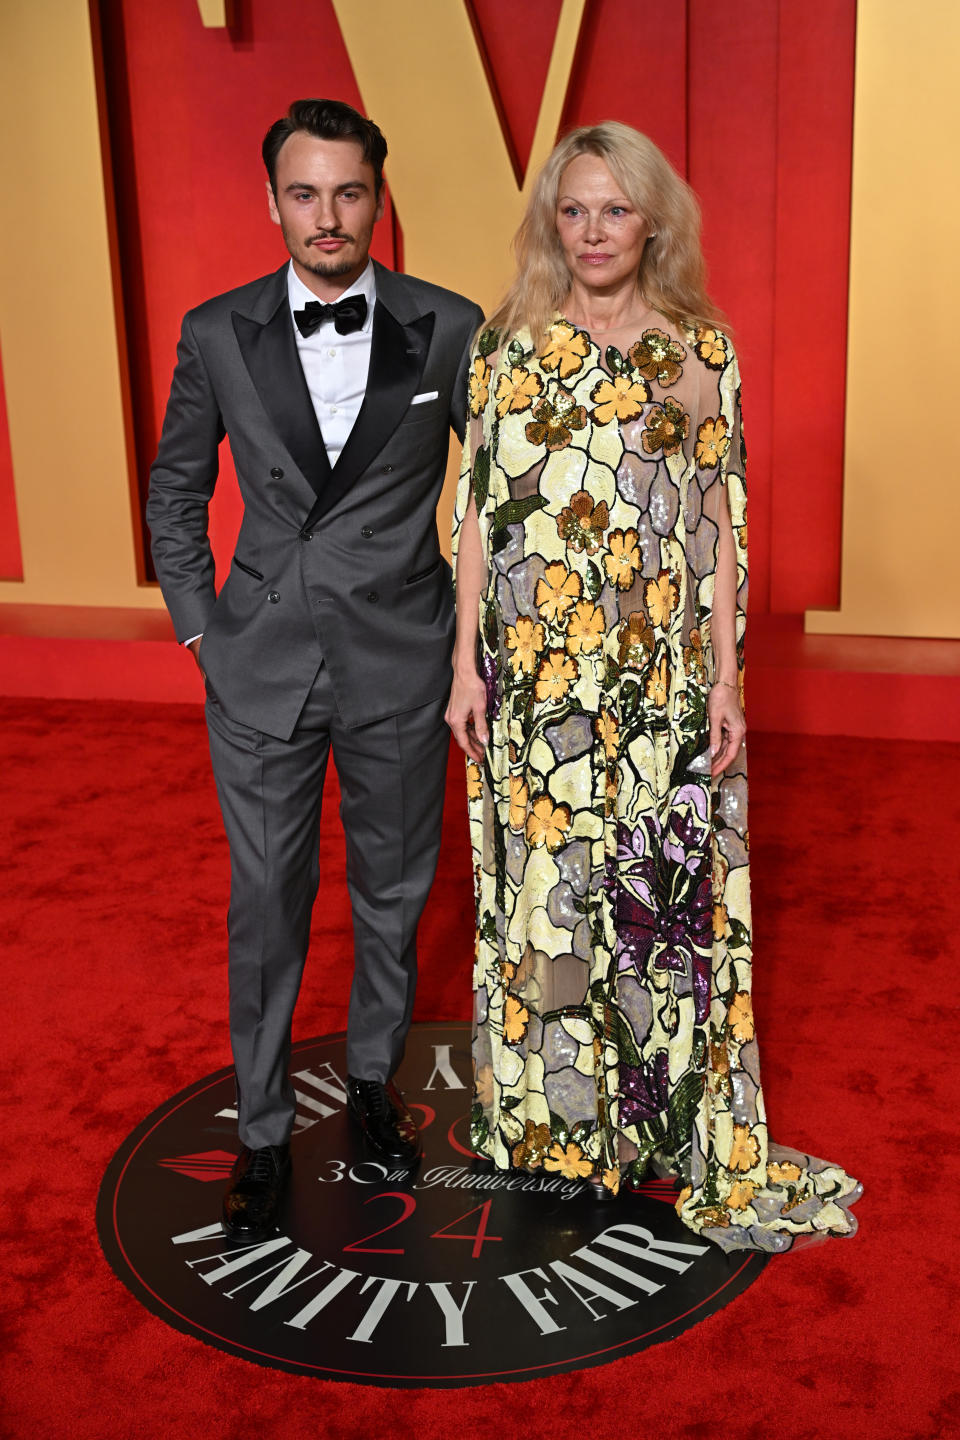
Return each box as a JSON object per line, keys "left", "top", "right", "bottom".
{"left": 308, "top": 232, "right": 354, "bottom": 244}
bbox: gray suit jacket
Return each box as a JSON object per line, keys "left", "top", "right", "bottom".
{"left": 147, "top": 261, "right": 483, "bottom": 738}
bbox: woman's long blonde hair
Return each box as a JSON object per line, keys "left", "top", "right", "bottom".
{"left": 488, "top": 121, "right": 723, "bottom": 344}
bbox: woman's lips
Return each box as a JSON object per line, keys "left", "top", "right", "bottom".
{"left": 579, "top": 253, "right": 612, "bottom": 264}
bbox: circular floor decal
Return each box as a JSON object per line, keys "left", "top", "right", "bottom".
{"left": 98, "top": 1022, "right": 767, "bottom": 1386}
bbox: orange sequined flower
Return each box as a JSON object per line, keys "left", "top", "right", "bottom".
{"left": 556, "top": 489, "right": 609, "bottom": 554}
{"left": 589, "top": 373, "right": 650, "bottom": 425}
{"left": 727, "top": 1123, "right": 761, "bottom": 1173}
{"left": 603, "top": 528, "right": 641, "bottom": 590}
{"left": 543, "top": 1140, "right": 594, "bottom": 1180}
{"left": 525, "top": 793, "right": 572, "bottom": 851}
{"left": 641, "top": 398, "right": 689, "bottom": 456}
{"left": 495, "top": 365, "right": 543, "bottom": 419}
{"left": 565, "top": 600, "right": 605, "bottom": 655}
{"left": 468, "top": 355, "right": 491, "bottom": 416}
{"left": 629, "top": 328, "right": 686, "bottom": 387}
{"left": 535, "top": 561, "right": 581, "bottom": 623}
{"left": 534, "top": 649, "right": 578, "bottom": 703}
{"left": 695, "top": 416, "right": 731, "bottom": 469}
{"left": 504, "top": 615, "right": 545, "bottom": 674}
{"left": 540, "top": 320, "right": 590, "bottom": 378}
{"left": 644, "top": 569, "right": 679, "bottom": 627}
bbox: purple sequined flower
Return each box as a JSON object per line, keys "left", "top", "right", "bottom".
{"left": 481, "top": 653, "right": 501, "bottom": 720}
{"left": 619, "top": 1050, "right": 669, "bottom": 1126}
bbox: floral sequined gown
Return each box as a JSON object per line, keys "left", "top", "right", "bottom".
{"left": 452, "top": 317, "right": 861, "bottom": 1252}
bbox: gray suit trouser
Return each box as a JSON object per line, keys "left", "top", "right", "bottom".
{"left": 205, "top": 662, "right": 449, "bottom": 1149}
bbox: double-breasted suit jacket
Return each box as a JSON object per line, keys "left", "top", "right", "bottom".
{"left": 147, "top": 260, "right": 484, "bottom": 738}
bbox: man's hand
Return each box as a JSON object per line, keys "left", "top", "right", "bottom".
{"left": 186, "top": 636, "right": 205, "bottom": 680}
{"left": 445, "top": 666, "right": 489, "bottom": 763}
{"left": 708, "top": 682, "right": 746, "bottom": 777}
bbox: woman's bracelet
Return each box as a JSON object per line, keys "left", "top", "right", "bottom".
{"left": 712, "top": 679, "right": 738, "bottom": 691}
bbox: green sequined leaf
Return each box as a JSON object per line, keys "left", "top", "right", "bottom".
{"left": 605, "top": 345, "right": 625, "bottom": 375}
{"left": 507, "top": 337, "right": 528, "bottom": 368}
{"left": 472, "top": 445, "right": 490, "bottom": 511}
{"left": 477, "top": 327, "right": 500, "bottom": 357}
{"left": 491, "top": 494, "right": 549, "bottom": 530}
{"left": 585, "top": 560, "right": 603, "bottom": 602}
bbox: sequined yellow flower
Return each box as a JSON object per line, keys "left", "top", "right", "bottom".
{"left": 466, "top": 760, "right": 483, "bottom": 800}
{"left": 504, "top": 993, "right": 530, "bottom": 1044}
{"left": 712, "top": 902, "right": 729, "bottom": 940}
{"left": 589, "top": 373, "right": 650, "bottom": 425}
{"left": 525, "top": 793, "right": 572, "bottom": 851}
{"left": 504, "top": 615, "right": 545, "bottom": 674}
{"left": 727, "top": 1123, "right": 761, "bottom": 1173}
{"left": 629, "top": 328, "right": 686, "bottom": 387}
{"left": 602, "top": 1168, "right": 621, "bottom": 1195}
{"left": 675, "top": 1185, "right": 693, "bottom": 1215}
{"left": 540, "top": 320, "right": 590, "bottom": 378}
{"left": 468, "top": 355, "right": 491, "bottom": 416}
{"left": 603, "top": 528, "right": 640, "bottom": 590}
{"left": 543, "top": 1140, "right": 594, "bottom": 1180}
{"left": 726, "top": 1179, "right": 758, "bottom": 1211}
{"left": 695, "top": 327, "right": 727, "bottom": 369}
{"left": 535, "top": 649, "right": 578, "bottom": 703}
{"left": 644, "top": 569, "right": 679, "bottom": 627}
{"left": 645, "top": 654, "right": 669, "bottom": 707}
{"left": 494, "top": 364, "right": 543, "bottom": 419}
{"left": 556, "top": 489, "right": 609, "bottom": 555}
{"left": 511, "top": 1119, "right": 553, "bottom": 1169}
{"left": 618, "top": 612, "right": 655, "bottom": 668}
{"left": 641, "top": 397, "right": 689, "bottom": 456}
{"left": 565, "top": 601, "right": 605, "bottom": 655}
{"left": 728, "top": 991, "right": 755, "bottom": 1043}
{"left": 767, "top": 1161, "right": 802, "bottom": 1186}
{"left": 535, "top": 561, "right": 581, "bottom": 623}
{"left": 710, "top": 1038, "right": 730, "bottom": 1077}
{"left": 695, "top": 415, "right": 731, "bottom": 469}
{"left": 594, "top": 710, "right": 619, "bottom": 760}
{"left": 508, "top": 773, "right": 529, "bottom": 830}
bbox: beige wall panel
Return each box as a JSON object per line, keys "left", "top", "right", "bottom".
{"left": 0, "top": 0, "right": 162, "bottom": 609}
{"left": 807, "top": 0, "right": 960, "bottom": 639}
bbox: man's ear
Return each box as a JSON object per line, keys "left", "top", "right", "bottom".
{"left": 266, "top": 181, "right": 281, "bottom": 226}
{"left": 374, "top": 185, "right": 386, "bottom": 224}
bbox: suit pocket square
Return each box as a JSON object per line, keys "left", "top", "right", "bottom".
{"left": 410, "top": 390, "right": 439, "bottom": 405}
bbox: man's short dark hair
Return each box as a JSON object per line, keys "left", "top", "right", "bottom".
{"left": 262, "top": 99, "right": 387, "bottom": 195}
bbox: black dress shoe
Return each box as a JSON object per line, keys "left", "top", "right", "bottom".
{"left": 221, "top": 1143, "right": 291, "bottom": 1242}
{"left": 346, "top": 1077, "right": 421, "bottom": 1162}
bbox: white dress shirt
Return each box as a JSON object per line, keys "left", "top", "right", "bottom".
{"left": 287, "top": 258, "right": 376, "bottom": 467}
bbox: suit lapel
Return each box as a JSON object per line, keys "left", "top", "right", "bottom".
{"left": 232, "top": 272, "right": 332, "bottom": 504}
{"left": 303, "top": 290, "right": 436, "bottom": 530}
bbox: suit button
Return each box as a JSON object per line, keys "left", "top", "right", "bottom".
{"left": 366, "top": 591, "right": 379, "bottom": 604}
{"left": 382, "top": 464, "right": 394, "bottom": 473}
{"left": 361, "top": 526, "right": 374, "bottom": 538}
{"left": 270, "top": 467, "right": 284, "bottom": 479}
{"left": 301, "top": 530, "right": 313, "bottom": 541}
{"left": 268, "top": 591, "right": 280, "bottom": 603}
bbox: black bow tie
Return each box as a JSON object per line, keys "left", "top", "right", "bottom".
{"left": 293, "top": 294, "right": 367, "bottom": 338}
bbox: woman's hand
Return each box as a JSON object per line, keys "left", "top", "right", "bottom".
{"left": 708, "top": 681, "right": 746, "bottom": 776}
{"left": 445, "top": 666, "right": 489, "bottom": 763}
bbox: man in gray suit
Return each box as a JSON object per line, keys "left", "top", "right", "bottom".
{"left": 147, "top": 99, "right": 483, "bottom": 1242}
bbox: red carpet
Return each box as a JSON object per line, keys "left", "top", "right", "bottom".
{"left": 2, "top": 697, "right": 958, "bottom": 1439}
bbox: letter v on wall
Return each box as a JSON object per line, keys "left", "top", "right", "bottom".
{"left": 331, "top": 0, "right": 586, "bottom": 311}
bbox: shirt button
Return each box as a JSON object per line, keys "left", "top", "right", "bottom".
{"left": 328, "top": 348, "right": 337, "bottom": 357}
{"left": 268, "top": 591, "right": 280, "bottom": 603}
{"left": 361, "top": 526, "right": 374, "bottom": 538}
{"left": 330, "top": 405, "right": 339, "bottom": 414}
{"left": 270, "top": 466, "right": 284, "bottom": 479}
{"left": 366, "top": 591, "right": 379, "bottom": 604}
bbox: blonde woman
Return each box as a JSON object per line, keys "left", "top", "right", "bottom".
{"left": 447, "top": 122, "right": 860, "bottom": 1250}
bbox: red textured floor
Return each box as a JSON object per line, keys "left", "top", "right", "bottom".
{"left": 2, "top": 697, "right": 958, "bottom": 1440}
